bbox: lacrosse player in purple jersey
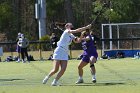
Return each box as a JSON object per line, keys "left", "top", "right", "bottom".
{"left": 75, "top": 29, "right": 98, "bottom": 84}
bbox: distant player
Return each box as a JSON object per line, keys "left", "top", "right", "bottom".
{"left": 16, "top": 33, "right": 22, "bottom": 62}
{"left": 50, "top": 33, "right": 59, "bottom": 51}
{"left": 18, "top": 34, "right": 30, "bottom": 63}
{"left": 42, "top": 23, "right": 91, "bottom": 86}
{"left": 75, "top": 29, "right": 98, "bottom": 84}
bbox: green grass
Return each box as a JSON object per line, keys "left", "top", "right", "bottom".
{"left": 0, "top": 58, "right": 140, "bottom": 93}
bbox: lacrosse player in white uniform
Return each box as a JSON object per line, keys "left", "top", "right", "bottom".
{"left": 42, "top": 23, "right": 91, "bottom": 86}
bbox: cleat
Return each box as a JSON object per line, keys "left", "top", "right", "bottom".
{"left": 22, "top": 60, "right": 26, "bottom": 63}
{"left": 92, "top": 78, "right": 96, "bottom": 83}
{"left": 16, "top": 59, "right": 20, "bottom": 62}
{"left": 51, "top": 81, "right": 60, "bottom": 86}
{"left": 42, "top": 77, "right": 49, "bottom": 84}
{"left": 75, "top": 79, "right": 84, "bottom": 84}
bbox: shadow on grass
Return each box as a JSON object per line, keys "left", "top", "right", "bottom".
{"left": 61, "top": 82, "right": 125, "bottom": 86}
{"left": 0, "top": 79, "right": 25, "bottom": 82}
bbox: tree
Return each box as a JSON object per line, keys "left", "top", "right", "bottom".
{"left": 64, "top": 0, "right": 74, "bottom": 24}
{"left": 0, "top": 1, "right": 16, "bottom": 40}
{"left": 0, "top": 0, "right": 140, "bottom": 42}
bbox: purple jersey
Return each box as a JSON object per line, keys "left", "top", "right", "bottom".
{"left": 81, "top": 35, "right": 98, "bottom": 59}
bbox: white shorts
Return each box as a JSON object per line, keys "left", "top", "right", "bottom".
{"left": 52, "top": 46, "right": 69, "bottom": 60}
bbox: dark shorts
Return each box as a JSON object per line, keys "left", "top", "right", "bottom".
{"left": 21, "top": 48, "right": 27, "bottom": 53}
{"left": 16, "top": 45, "right": 21, "bottom": 53}
{"left": 81, "top": 54, "right": 98, "bottom": 63}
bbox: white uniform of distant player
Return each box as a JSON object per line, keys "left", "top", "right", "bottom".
{"left": 53, "top": 29, "right": 75, "bottom": 60}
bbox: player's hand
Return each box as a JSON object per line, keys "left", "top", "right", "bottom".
{"left": 86, "top": 24, "right": 92, "bottom": 29}
{"left": 80, "top": 32, "right": 84, "bottom": 38}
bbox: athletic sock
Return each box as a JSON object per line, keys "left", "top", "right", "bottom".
{"left": 92, "top": 74, "right": 96, "bottom": 79}
{"left": 79, "top": 76, "right": 83, "bottom": 80}
{"left": 53, "top": 79, "right": 57, "bottom": 82}
{"left": 44, "top": 76, "right": 50, "bottom": 81}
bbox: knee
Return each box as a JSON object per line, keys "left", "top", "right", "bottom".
{"left": 78, "top": 65, "right": 83, "bottom": 70}
{"left": 90, "top": 57, "right": 97, "bottom": 63}
{"left": 60, "top": 68, "right": 66, "bottom": 73}
{"left": 52, "top": 68, "right": 59, "bottom": 73}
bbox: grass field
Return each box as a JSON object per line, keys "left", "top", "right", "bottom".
{"left": 0, "top": 58, "right": 140, "bottom": 93}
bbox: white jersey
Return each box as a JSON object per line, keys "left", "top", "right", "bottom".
{"left": 57, "top": 29, "right": 75, "bottom": 51}
{"left": 53, "top": 29, "right": 75, "bottom": 60}
{"left": 18, "top": 38, "right": 29, "bottom": 48}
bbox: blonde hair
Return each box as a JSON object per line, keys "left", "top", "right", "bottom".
{"left": 81, "top": 29, "right": 90, "bottom": 36}
{"left": 81, "top": 31, "right": 86, "bottom": 35}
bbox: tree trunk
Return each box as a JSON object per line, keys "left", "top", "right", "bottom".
{"left": 64, "top": 0, "right": 74, "bottom": 25}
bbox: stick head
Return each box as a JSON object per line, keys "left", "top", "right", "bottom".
{"left": 91, "top": 2, "right": 108, "bottom": 27}
{"left": 103, "top": 3, "right": 108, "bottom": 7}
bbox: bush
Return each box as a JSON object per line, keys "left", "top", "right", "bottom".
{"left": 38, "top": 35, "right": 51, "bottom": 51}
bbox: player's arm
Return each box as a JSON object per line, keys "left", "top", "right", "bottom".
{"left": 73, "top": 35, "right": 90, "bottom": 43}
{"left": 69, "top": 24, "right": 91, "bottom": 33}
{"left": 73, "top": 37, "right": 81, "bottom": 43}
{"left": 25, "top": 39, "right": 29, "bottom": 47}
{"left": 81, "top": 36, "right": 90, "bottom": 41}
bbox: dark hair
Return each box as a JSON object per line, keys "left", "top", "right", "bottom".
{"left": 86, "top": 29, "right": 90, "bottom": 32}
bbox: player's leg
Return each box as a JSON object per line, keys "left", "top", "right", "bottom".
{"left": 89, "top": 56, "right": 97, "bottom": 83}
{"left": 76, "top": 60, "right": 88, "bottom": 84}
{"left": 51, "top": 60, "right": 68, "bottom": 86}
{"left": 24, "top": 48, "right": 30, "bottom": 62}
{"left": 18, "top": 52, "right": 20, "bottom": 62}
{"left": 16, "top": 45, "right": 21, "bottom": 62}
{"left": 21, "top": 48, "right": 25, "bottom": 63}
{"left": 42, "top": 60, "right": 60, "bottom": 84}
{"left": 18, "top": 46, "right": 21, "bottom": 62}
{"left": 55, "top": 60, "right": 67, "bottom": 80}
